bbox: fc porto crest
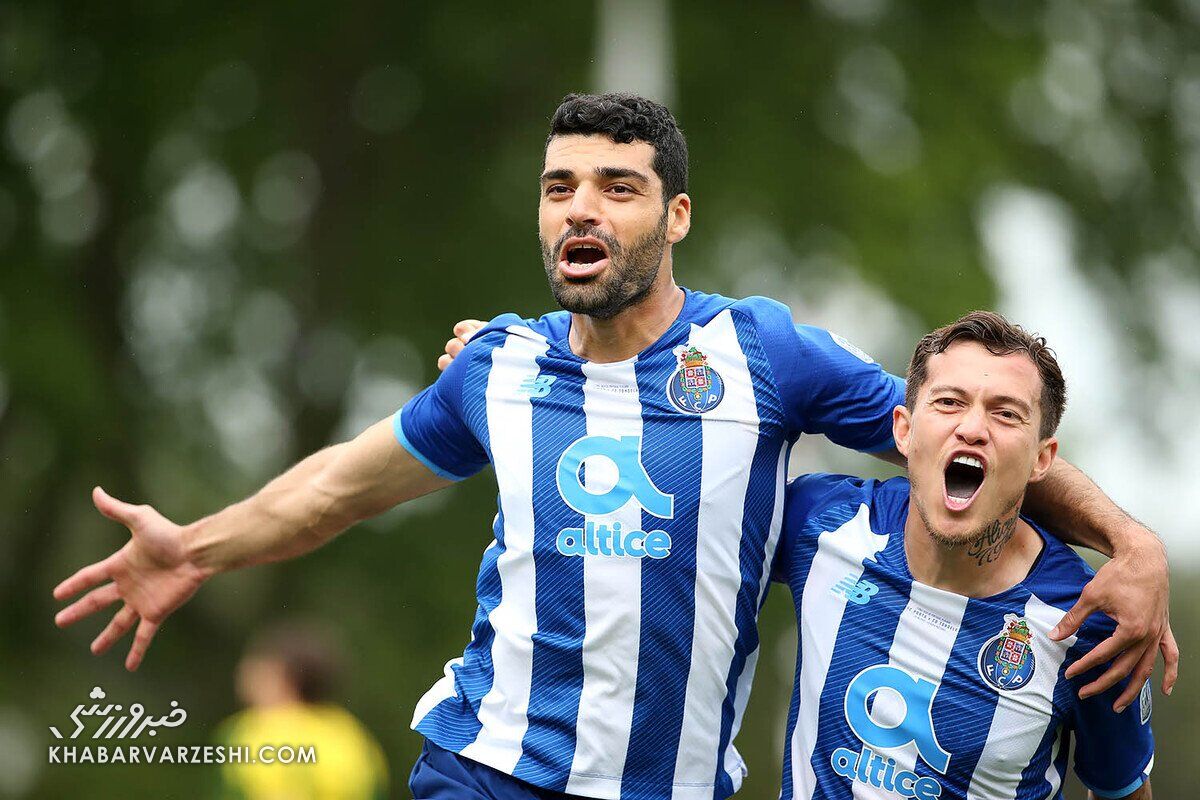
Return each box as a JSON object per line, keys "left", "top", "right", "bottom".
{"left": 666, "top": 346, "right": 724, "bottom": 414}
{"left": 977, "top": 614, "right": 1036, "bottom": 691}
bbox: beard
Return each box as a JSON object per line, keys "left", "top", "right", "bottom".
{"left": 910, "top": 468, "right": 1022, "bottom": 551}
{"left": 540, "top": 208, "right": 669, "bottom": 320}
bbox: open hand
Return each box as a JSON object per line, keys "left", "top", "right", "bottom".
{"left": 1050, "top": 534, "right": 1178, "bottom": 711}
{"left": 53, "top": 487, "right": 211, "bottom": 671}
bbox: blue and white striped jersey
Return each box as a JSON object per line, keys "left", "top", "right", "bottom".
{"left": 776, "top": 474, "right": 1154, "bottom": 800}
{"left": 394, "top": 288, "right": 905, "bottom": 799}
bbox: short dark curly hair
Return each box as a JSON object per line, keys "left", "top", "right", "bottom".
{"left": 547, "top": 93, "right": 688, "bottom": 204}
{"left": 905, "top": 310, "right": 1067, "bottom": 439}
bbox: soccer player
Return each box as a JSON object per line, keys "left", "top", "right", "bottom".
{"left": 776, "top": 312, "right": 1153, "bottom": 799}
{"left": 54, "top": 94, "right": 1171, "bottom": 800}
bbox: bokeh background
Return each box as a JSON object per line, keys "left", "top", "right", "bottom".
{"left": 2, "top": 1, "right": 1198, "bottom": 797}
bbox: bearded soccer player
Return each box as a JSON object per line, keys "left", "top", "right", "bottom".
{"left": 55, "top": 94, "right": 1173, "bottom": 800}
{"left": 774, "top": 313, "right": 1153, "bottom": 799}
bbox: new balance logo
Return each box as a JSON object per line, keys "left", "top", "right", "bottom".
{"left": 517, "top": 375, "right": 556, "bottom": 398}
{"left": 832, "top": 575, "right": 878, "bottom": 605}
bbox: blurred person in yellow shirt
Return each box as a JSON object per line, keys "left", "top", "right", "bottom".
{"left": 215, "top": 623, "right": 388, "bottom": 800}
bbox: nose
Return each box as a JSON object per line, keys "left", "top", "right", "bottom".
{"left": 954, "top": 403, "right": 990, "bottom": 447}
{"left": 565, "top": 183, "right": 603, "bottom": 229}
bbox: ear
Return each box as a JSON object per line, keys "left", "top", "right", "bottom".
{"left": 666, "top": 193, "right": 691, "bottom": 244}
{"left": 1027, "top": 436, "right": 1058, "bottom": 484}
{"left": 893, "top": 405, "right": 912, "bottom": 458}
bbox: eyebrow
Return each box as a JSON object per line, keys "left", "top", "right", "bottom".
{"left": 927, "top": 385, "right": 1034, "bottom": 416}
{"left": 540, "top": 166, "right": 652, "bottom": 184}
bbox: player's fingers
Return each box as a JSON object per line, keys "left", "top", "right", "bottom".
{"left": 92, "top": 486, "right": 144, "bottom": 528}
{"left": 1161, "top": 625, "right": 1179, "bottom": 696}
{"left": 444, "top": 337, "right": 465, "bottom": 359}
{"left": 54, "top": 582, "right": 120, "bottom": 627}
{"left": 1078, "top": 643, "right": 1141, "bottom": 700}
{"left": 91, "top": 604, "right": 137, "bottom": 655}
{"left": 1112, "top": 644, "right": 1157, "bottom": 712}
{"left": 437, "top": 354, "right": 452, "bottom": 372}
{"left": 452, "top": 319, "right": 485, "bottom": 340}
{"left": 1065, "top": 632, "right": 1124, "bottom": 681}
{"left": 125, "top": 617, "right": 160, "bottom": 672}
{"left": 53, "top": 553, "right": 118, "bottom": 601}
{"left": 1050, "top": 592, "right": 1098, "bottom": 641}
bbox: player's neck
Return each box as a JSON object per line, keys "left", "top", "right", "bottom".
{"left": 568, "top": 267, "right": 684, "bottom": 363}
{"left": 903, "top": 507, "right": 1044, "bottom": 598}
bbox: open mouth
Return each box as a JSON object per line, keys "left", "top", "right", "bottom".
{"left": 943, "top": 453, "right": 986, "bottom": 511}
{"left": 559, "top": 237, "right": 611, "bottom": 280}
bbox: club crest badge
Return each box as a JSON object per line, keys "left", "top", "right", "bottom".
{"left": 666, "top": 346, "right": 724, "bottom": 414}
{"left": 977, "top": 614, "right": 1036, "bottom": 691}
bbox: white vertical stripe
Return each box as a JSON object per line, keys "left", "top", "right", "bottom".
{"left": 790, "top": 505, "right": 890, "bottom": 799}
{"left": 565, "top": 360, "right": 644, "bottom": 792}
{"left": 458, "top": 328, "right": 550, "bottom": 772}
{"left": 1040, "top": 728, "right": 1064, "bottom": 799}
{"left": 672, "top": 310, "right": 763, "bottom": 788}
{"left": 967, "top": 595, "right": 1075, "bottom": 800}
{"left": 719, "top": 440, "right": 790, "bottom": 791}
{"left": 852, "top": 583, "right": 968, "bottom": 799}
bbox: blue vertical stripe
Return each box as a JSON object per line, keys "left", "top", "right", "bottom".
{"left": 712, "top": 314, "right": 788, "bottom": 798}
{"left": 413, "top": 337, "right": 508, "bottom": 750}
{"left": 912, "top": 597, "right": 1019, "bottom": 794}
{"left": 620, "top": 350, "right": 705, "bottom": 799}
{"left": 778, "top": 502, "right": 861, "bottom": 800}
{"left": 808, "top": 556, "right": 912, "bottom": 795}
{"left": 512, "top": 358, "right": 589, "bottom": 789}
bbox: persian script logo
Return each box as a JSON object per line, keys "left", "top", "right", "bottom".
{"left": 49, "top": 686, "right": 187, "bottom": 740}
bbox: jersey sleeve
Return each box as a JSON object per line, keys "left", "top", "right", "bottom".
{"left": 771, "top": 473, "right": 867, "bottom": 583}
{"left": 747, "top": 299, "right": 904, "bottom": 450}
{"left": 1069, "top": 618, "right": 1155, "bottom": 798}
{"left": 392, "top": 335, "right": 490, "bottom": 482}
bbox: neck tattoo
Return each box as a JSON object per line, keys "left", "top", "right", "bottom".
{"left": 965, "top": 515, "right": 1019, "bottom": 567}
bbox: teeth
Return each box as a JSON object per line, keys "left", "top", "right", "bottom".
{"left": 953, "top": 455, "right": 983, "bottom": 470}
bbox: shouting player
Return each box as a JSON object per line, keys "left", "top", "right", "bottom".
{"left": 55, "top": 94, "right": 1172, "bottom": 800}
{"left": 775, "top": 312, "right": 1153, "bottom": 799}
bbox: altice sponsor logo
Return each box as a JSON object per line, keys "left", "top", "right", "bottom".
{"left": 830, "top": 746, "right": 942, "bottom": 800}
{"left": 554, "top": 435, "right": 675, "bottom": 559}
{"left": 832, "top": 665, "right": 950, "bottom": 799}
{"left": 556, "top": 521, "right": 671, "bottom": 559}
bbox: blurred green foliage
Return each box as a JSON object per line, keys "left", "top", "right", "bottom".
{"left": 1, "top": 2, "right": 1197, "bottom": 798}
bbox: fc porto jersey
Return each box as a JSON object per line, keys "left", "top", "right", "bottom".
{"left": 775, "top": 474, "right": 1154, "bottom": 800}
{"left": 394, "top": 288, "right": 904, "bottom": 799}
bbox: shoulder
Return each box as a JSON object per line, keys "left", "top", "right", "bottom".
{"left": 724, "top": 294, "right": 797, "bottom": 337}
{"left": 783, "top": 474, "right": 908, "bottom": 536}
{"left": 451, "top": 311, "right": 565, "bottom": 373}
{"left": 1024, "top": 525, "right": 1114, "bottom": 642}
{"left": 465, "top": 311, "right": 563, "bottom": 347}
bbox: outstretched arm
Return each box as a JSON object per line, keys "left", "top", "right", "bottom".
{"left": 54, "top": 418, "right": 450, "bottom": 670}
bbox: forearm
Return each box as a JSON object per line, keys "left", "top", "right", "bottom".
{"left": 1023, "top": 458, "right": 1156, "bottom": 557}
{"left": 183, "top": 419, "right": 449, "bottom": 575}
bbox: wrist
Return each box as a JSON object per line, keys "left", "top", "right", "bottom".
{"left": 180, "top": 520, "right": 223, "bottom": 580}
